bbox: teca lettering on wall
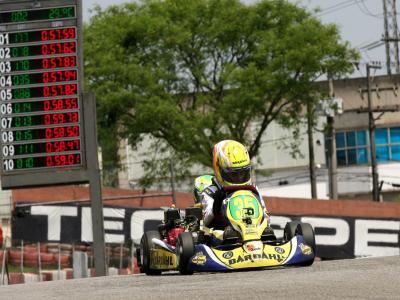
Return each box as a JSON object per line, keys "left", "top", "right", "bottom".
{"left": 81, "top": 207, "right": 126, "bottom": 243}
{"left": 23, "top": 206, "right": 165, "bottom": 244}
{"left": 31, "top": 206, "right": 78, "bottom": 241}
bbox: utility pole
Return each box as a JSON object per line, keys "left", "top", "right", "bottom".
{"left": 382, "top": 0, "right": 400, "bottom": 74}
{"left": 391, "top": 0, "right": 400, "bottom": 73}
{"left": 354, "top": 61, "right": 399, "bottom": 201}
{"left": 307, "top": 102, "right": 317, "bottom": 199}
{"left": 327, "top": 77, "right": 338, "bottom": 199}
{"left": 366, "top": 63, "right": 381, "bottom": 202}
{"left": 169, "top": 159, "right": 177, "bottom": 205}
{"left": 383, "top": 0, "right": 391, "bottom": 75}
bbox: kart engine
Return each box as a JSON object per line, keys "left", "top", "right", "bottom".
{"left": 166, "top": 227, "right": 185, "bottom": 246}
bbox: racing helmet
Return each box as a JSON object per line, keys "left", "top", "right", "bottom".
{"left": 212, "top": 140, "right": 252, "bottom": 187}
{"left": 193, "top": 175, "right": 213, "bottom": 203}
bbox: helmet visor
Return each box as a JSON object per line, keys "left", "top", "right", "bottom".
{"left": 220, "top": 166, "right": 251, "bottom": 184}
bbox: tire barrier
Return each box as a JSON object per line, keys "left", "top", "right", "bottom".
{"left": 1, "top": 241, "right": 139, "bottom": 284}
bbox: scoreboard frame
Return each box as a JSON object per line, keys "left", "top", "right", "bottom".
{"left": 0, "top": 0, "right": 89, "bottom": 189}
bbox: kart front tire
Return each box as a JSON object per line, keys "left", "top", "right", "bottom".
{"left": 297, "top": 222, "right": 316, "bottom": 257}
{"left": 176, "top": 232, "right": 195, "bottom": 275}
{"left": 283, "top": 221, "right": 300, "bottom": 242}
{"left": 140, "top": 230, "right": 162, "bottom": 275}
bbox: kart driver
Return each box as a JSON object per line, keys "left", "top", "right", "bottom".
{"left": 201, "top": 140, "right": 272, "bottom": 232}
{"left": 193, "top": 174, "right": 213, "bottom": 205}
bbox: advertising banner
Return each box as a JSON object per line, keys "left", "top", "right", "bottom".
{"left": 12, "top": 204, "right": 400, "bottom": 259}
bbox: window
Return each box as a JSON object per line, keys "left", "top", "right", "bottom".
{"left": 390, "top": 128, "right": 400, "bottom": 162}
{"left": 335, "top": 130, "right": 368, "bottom": 166}
{"left": 335, "top": 127, "right": 400, "bottom": 166}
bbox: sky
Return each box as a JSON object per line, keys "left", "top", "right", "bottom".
{"left": 82, "top": 0, "right": 388, "bottom": 76}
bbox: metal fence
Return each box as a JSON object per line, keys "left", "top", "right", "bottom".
{"left": 0, "top": 240, "right": 136, "bottom": 284}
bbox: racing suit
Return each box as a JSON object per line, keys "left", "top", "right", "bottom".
{"left": 201, "top": 177, "right": 270, "bottom": 229}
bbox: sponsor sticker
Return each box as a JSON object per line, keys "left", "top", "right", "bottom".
{"left": 150, "top": 250, "right": 175, "bottom": 268}
{"left": 299, "top": 243, "right": 313, "bottom": 255}
{"left": 192, "top": 252, "right": 207, "bottom": 265}
{"left": 275, "top": 247, "right": 285, "bottom": 254}
{"left": 223, "top": 251, "right": 234, "bottom": 259}
{"left": 228, "top": 253, "right": 284, "bottom": 265}
{"left": 245, "top": 242, "right": 262, "bottom": 252}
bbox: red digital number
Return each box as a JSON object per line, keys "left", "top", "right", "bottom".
{"left": 67, "top": 140, "right": 80, "bottom": 150}
{"left": 45, "top": 126, "right": 79, "bottom": 139}
{"left": 65, "top": 70, "right": 77, "bottom": 81}
{"left": 46, "top": 154, "right": 79, "bottom": 167}
{"left": 64, "top": 28, "right": 75, "bottom": 39}
{"left": 43, "top": 84, "right": 77, "bottom": 97}
{"left": 44, "top": 113, "right": 65, "bottom": 125}
{"left": 66, "top": 126, "right": 79, "bottom": 137}
{"left": 43, "top": 72, "right": 56, "bottom": 83}
{"left": 43, "top": 98, "right": 78, "bottom": 111}
{"left": 45, "top": 142, "right": 53, "bottom": 152}
{"left": 42, "top": 71, "right": 77, "bottom": 83}
{"left": 45, "top": 140, "right": 80, "bottom": 153}
{"left": 64, "top": 84, "right": 77, "bottom": 95}
{"left": 50, "top": 141, "right": 66, "bottom": 152}
{"left": 42, "top": 56, "right": 77, "bottom": 69}
{"left": 52, "top": 127, "right": 65, "bottom": 138}
{"left": 65, "top": 98, "right": 78, "bottom": 109}
{"left": 43, "top": 100, "right": 62, "bottom": 111}
{"left": 46, "top": 154, "right": 80, "bottom": 167}
{"left": 41, "top": 28, "right": 76, "bottom": 41}
{"left": 41, "top": 42, "right": 76, "bottom": 55}
{"left": 46, "top": 156, "right": 54, "bottom": 166}
{"left": 67, "top": 112, "right": 78, "bottom": 122}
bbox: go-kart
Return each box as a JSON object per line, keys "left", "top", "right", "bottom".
{"left": 137, "top": 186, "right": 316, "bottom": 275}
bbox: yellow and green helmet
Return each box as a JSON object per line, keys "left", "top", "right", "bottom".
{"left": 193, "top": 174, "right": 213, "bottom": 203}
{"left": 212, "top": 140, "right": 251, "bottom": 187}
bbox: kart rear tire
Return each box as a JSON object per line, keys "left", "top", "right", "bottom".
{"left": 140, "top": 230, "right": 162, "bottom": 275}
{"left": 176, "top": 232, "right": 195, "bottom": 275}
{"left": 283, "top": 221, "right": 300, "bottom": 242}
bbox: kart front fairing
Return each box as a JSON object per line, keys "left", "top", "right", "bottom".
{"left": 188, "top": 235, "right": 315, "bottom": 272}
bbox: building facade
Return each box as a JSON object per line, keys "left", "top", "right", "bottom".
{"left": 117, "top": 74, "right": 400, "bottom": 201}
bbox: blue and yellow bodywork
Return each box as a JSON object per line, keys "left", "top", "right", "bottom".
{"left": 188, "top": 235, "right": 314, "bottom": 271}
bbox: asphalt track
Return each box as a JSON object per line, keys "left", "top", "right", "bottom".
{"left": 0, "top": 256, "right": 399, "bottom": 300}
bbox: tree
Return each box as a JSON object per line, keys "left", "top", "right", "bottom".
{"left": 84, "top": 0, "right": 359, "bottom": 187}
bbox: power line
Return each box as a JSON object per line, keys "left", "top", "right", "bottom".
{"left": 316, "top": 0, "right": 365, "bottom": 17}
{"left": 356, "top": 0, "right": 384, "bottom": 19}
